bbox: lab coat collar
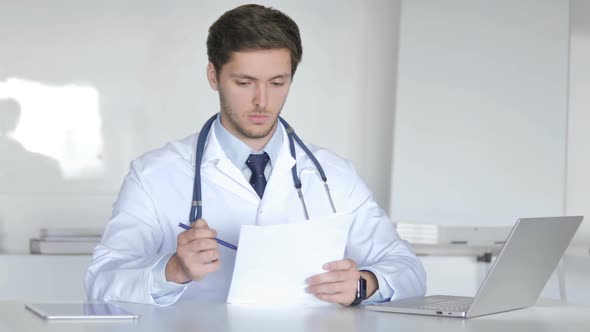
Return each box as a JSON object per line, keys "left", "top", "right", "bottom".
{"left": 213, "top": 114, "right": 283, "bottom": 171}
{"left": 190, "top": 119, "right": 296, "bottom": 173}
{"left": 187, "top": 119, "right": 296, "bottom": 202}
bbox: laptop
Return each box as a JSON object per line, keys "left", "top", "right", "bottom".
{"left": 366, "top": 216, "right": 583, "bottom": 318}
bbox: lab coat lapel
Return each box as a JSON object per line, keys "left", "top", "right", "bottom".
{"left": 198, "top": 124, "right": 260, "bottom": 203}
{"left": 260, "top": 125, "right": 297, "bottom": 223}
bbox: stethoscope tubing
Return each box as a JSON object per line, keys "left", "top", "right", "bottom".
{"left": 183, "top": 113, "right": 337, "bottom": 250}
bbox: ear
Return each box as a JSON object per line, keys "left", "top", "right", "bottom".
{"left": 206, "top": 63, "right": 219, "bottom": 91}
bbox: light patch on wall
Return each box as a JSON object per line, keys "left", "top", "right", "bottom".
{"left": 0, "top": 78, "right": 103, "bottom": 179}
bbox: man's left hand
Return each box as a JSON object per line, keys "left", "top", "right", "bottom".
{"left": 305, "top": 259, "right": 367, "bottom": 306}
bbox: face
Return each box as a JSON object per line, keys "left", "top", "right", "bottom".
{"left": 207, "top": 48, "right": 292, "bottom": 148}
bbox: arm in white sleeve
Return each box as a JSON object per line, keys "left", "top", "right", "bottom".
{"left": 344, "top": 163, "right": 427, "bottom": 303}
{"left": 150, "top": 253, "right": 187, "bottom": 304}
{"left": 85, "top": 159, "right": 187, "bottom": 305}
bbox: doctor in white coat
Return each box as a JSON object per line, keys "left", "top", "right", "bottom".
{"left": 86, "top": 4, "right": 426, "bottom": 306}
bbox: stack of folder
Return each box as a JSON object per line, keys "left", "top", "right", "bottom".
{"left": 29, "top": 228, "right": 103, "bottom": 255}
{"left": 395, "top": 222, "right": 511, "bottom": 256}
{"left": 395, "top": 223, "right": 440, "bottom": 244}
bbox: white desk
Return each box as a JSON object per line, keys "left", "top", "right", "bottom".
{"left": 2, "top": 254, "right": 589, "bottom": 304}
{"left": 1, "top": 300, "right": 589, "bottom": 332}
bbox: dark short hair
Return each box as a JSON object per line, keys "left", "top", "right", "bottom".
{"left": 207, "top": 4, "right": 303, "bottom": 76}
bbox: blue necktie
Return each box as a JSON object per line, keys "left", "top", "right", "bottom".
{"left": 246, "top": 153, "right": 270, "bottom": 198}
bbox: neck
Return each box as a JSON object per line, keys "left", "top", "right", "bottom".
{"left": 219, "top": 115, "right": 277, "bottom": 152}
{"left": 246, "top": 133, "right": 274, "bottom": 152}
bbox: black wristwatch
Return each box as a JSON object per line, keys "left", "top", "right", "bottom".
{"left": 349, "top": 274, "right": 367, "bottom": 306}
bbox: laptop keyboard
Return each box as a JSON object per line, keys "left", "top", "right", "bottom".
{"left": 414, "top": 297, "right": 474, "bottom": 312}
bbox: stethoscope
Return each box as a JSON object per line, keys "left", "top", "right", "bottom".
{"left": 190, "top": 113, "right": 337, "bottom": 224}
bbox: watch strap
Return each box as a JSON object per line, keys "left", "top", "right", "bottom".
{"left": 349, "top": 275, "right": 367, "bottom": 306}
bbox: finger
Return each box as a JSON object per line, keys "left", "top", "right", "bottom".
{"left": 306, "top": 281, "right": 350, "bottom": 295}
{"left": 192, "top": 218, "right": 209, "bottom": 229}
{"left": 184, "top": 238, "right": 218, "bottom": 253}
{"left": 199, "top": 249, "right": 221, "bottom": 264}
{"left": 306, "top": 270, "right": 356, "bottom": 286}
{"left": 187, "top": 259, "right": 221, "bottom": 281}
{"left": 323, "top": 259, "right": 357, "bottom": 271}
{"left": 189, "top": 249, "right": 221, "bottom": 264}
{"left": 178, "top": 227, "right": 218, "bottom": 244}
{"left": 201, "top": 259, "right": 221, "bottom": 273}
{"left": 315, "top": 292, "right": 355, "bottom": 306}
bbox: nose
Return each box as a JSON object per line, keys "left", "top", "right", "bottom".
{"left": 252, "top": 83, "right": 268, "bottom": 111}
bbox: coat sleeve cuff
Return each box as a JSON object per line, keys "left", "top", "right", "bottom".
{"left": 359, "top": 266, "right": 394, "bottom": 303}
{"left": 149, "top": 253, "right": 187, "bottom": 305}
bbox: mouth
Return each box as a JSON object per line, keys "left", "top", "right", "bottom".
{"left": 248, "top": 114, "right": 271, "bottom": 125}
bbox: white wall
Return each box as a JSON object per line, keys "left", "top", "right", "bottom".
{"left": 2, "top": 0, "right": 587, "bottom": 253}
{"left": 0, "top": 255, "right": 90, "bottom": 301}
{"left": 0, "top": 0, "right": 401, "bottom": 253}
{"left": 390, "top": 0, "right": 571, "bottom": 227}
{"left": 567, "top": 0, "right": 590, "bottom": 247}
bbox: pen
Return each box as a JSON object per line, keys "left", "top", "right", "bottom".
{"left": 177, "top": 223, "right": 238, "bottom": 251}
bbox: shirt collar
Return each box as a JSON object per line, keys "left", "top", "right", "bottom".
{"left": 213, "top": 113, "right": 283, "bottom": 169}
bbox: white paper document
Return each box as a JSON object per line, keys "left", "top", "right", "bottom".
{"left": 227, "top": 214, "right": 354, "bottom": 306}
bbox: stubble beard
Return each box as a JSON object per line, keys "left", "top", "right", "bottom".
{"left": 218, "top": 89, "right": 279, "bottom": 140}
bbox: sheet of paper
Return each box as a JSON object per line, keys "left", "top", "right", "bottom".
{"left": 226, "top": 213, "right": 354, "bottom": 306}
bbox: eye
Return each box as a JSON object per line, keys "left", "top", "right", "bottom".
{"left": 271, "top": 81, "right": 285, "bottom": 87}
{"left": 236, "top": 81, "right": 251, "bottom": 87}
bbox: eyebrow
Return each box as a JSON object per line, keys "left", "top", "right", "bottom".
{"left": 229, "top": 73, "right": 292, "bottom": 81}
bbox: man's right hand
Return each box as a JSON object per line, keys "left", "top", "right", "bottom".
{"left": 165, "top": 219, "right": 221, "bottom": 284}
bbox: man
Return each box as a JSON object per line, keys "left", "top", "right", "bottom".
{"left": 86, "top": 4, "right": 426, "bottom": 306}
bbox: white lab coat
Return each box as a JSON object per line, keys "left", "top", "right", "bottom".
{"left": 85, "top": 122, "right": 426, "bottom": 305}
